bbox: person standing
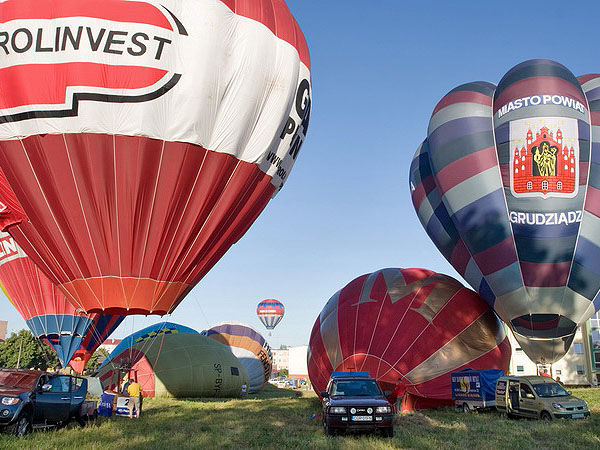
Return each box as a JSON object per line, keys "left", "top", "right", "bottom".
{"left": 393, "top": 377, "right": 406, "bottom": 413}
{"left": 127, "top": 378, "right": 142, "bottom": 418}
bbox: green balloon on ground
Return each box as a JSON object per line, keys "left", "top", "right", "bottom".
{"left": 97, "top": 329, "right": 249, "bottom": 398}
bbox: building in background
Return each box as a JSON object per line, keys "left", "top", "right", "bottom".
{"left": 0, "top": 321, "right": 6, "bottom": 342}
{"left": 508, "top": 313, "right": 600, "bottom": 385}
{"left": 99, "top": 338, "right": 122, "bottom": 354}
{"left": 271, "top": 348, "right": 289, "bottom": 373}
{"left": 288, "top": 345, "right": 308, "bottom": 380}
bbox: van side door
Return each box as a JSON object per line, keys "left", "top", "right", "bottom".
{"left": 508, "top": 380, "right": 520, "bottom": 413}
{"left": 519, "top": 382, "right": 537, "bottom": 417}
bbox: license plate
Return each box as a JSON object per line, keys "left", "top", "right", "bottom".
{"left": 572, "top": 413, "right": 584, "bottom": 419}
{"left": 352, "top": 415, "right": 372, "bottom": 422}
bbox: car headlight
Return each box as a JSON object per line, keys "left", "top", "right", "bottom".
{"left": 1, "top": 397, "right": 20, "bottom": 406}
{"left": 375, "top": 406, "right": 392, "bottom": 414}
{"left": 552, "top": 403, "right": 565, "bottom": 410}
{"left": 329, "top": 407, "right": 347, "bottom": 414}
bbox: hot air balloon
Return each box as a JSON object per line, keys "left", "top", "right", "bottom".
{"left": 97, "top": 322, "right": 249, "bottom": 398}
{"left": 256, "top": 299, "right": 284, "bottom": 334}
{"left": 0, "top": 0, "right": 311, "bottom": 316}
{"left": 203, "top": 322, "right": 273, "bottom": 393}
{"left": 307, "top": 268, "right": 511, "bottom": 411}
{"left": 0, "top": 231, "right": 123, "bottom": 370}
{"left": 410, "top": 59, "right": 600, "bottom": 364}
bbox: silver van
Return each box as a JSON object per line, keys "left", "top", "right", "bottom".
{"left": 495, "top": 376, "right": 590, "bottom": 420}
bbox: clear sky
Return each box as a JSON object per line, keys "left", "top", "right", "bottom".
{"left": 2, "top": 0, "right": 600, "bottom": 349}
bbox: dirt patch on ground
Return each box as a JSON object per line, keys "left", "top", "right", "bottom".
{"left": 394, "top": 412, "right": 440, "bottom": 428}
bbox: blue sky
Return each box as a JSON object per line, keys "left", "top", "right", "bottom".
{"left": 3, "top": 0, "right": 600, "bottom": 348}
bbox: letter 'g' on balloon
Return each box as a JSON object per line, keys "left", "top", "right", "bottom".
{"left": 410, "top": 59, "right": 600, "bottom": 363}
{"left": 0, "top": 0, "right": 311, "bottom": 316}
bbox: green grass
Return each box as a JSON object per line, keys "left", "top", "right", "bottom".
{"left": 2, "top": 386, "right": 599, "bottom": 449}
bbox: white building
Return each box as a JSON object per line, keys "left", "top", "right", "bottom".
{"left": 99, "top": 338, "right": 122, "bottom": 354}
{"left": 507, "top": 321, "right": 595, "bottom": 386}
{"left": 271, "top": 348, "right": 289, "bottom": 372}
{"left": 288, "top": 345, "right": 308, "bottom": 379}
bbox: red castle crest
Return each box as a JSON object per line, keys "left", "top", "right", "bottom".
{"left": 512, "top": 126, "right": 577, "bottom": 197}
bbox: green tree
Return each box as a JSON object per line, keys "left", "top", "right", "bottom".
{"left": 0, "top": 329, "right": 61, "bottom": 370}
{"left": 85, "top": 347, "right": 110, "bottom": 373}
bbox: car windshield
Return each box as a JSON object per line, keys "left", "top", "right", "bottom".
{"left": 331, "top": 379, "right": 382, "bottom": 397}
{"left": 532, "top": 383, "right": 569, "bottom": 398}
{"left": 0, "top": 371, "right": 39, "bottom": 390}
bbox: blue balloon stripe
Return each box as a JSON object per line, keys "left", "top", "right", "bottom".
{"left": 426, "top": 215, "right": 457, "bottom": 260}
{"left": 26, "top": 314, "right": 93, "bottom": 338}
{"left": 494, "top": 122, "right": 510, "bottom": 144}
{"left": 429, "top": 131, "right": 495, "bottom": 172}
{"left": 573, "top": 236, "right": 600, "bottom": 277}
{"left": 568, "top": 261, "right": 600, "bottom": 301}
{"left": 428, "top": 116, "right": 493, "bottom": 152}
{"left": 514, "top": 234, "right": 577, "bottom": 263}
{"left": 209, "top": 323, "right": 265, "bottom": 344}
{"left": 588, "top": 163, "right": 600, "bottom": 190}
{"left": 485, "top": 262, "right": 524, "bottom": 297}
{"left": 511, "top": 221, "right": 580, "bottom": 238}
{"left": 578, "top": 120, "right": 591, "bottom": 143}
{"left": 451, "top": 188, "right": 507, "bottom": 234}
{"left": 591, "top": 144, "right": 600, "bottom": 164}
{"left": 584, "top": 86, "right": 600, "bottom": 102}
{"left": 82, "top": 315, "right": 125, "bottom": 351}
{"left": 477, "top": 278, "right": 496, "bottom": 307}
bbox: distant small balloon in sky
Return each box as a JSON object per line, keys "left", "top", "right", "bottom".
{"left": 256, "top": 299, "right": 285, "bottom": 335}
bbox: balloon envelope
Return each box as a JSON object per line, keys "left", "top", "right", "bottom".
{"left": 97, "top": 322, "right": 249, "bottom": 398}
{"left": 0, "top": 0, "right": 311, "bottom": 316}
{"left": 256, "top": 299, "right": 285, "bottom": 330}
{"left": 410, "top": 59, "right": 600, "bottom": 363}
{"left": 203, "top": 322, "right": 273, "bottom": 393}
{"left": 307, "top": 268, "right": 511, "bottom": 409}
{"left": 0, "top": 231, "right": 123, "bottom": 369}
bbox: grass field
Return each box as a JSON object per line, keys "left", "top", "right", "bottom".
{"left": 2, "top": 385, "right": 599, "bottom": 449}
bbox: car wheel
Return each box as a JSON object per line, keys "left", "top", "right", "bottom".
{"left": 8, "top": 414, "right": 32, "bottom": 437}
{"left": 540, "top": 411, "right": 552, "bottom": 421}
{"left": 462, "top": 403, "right": 470, "bottom": 414}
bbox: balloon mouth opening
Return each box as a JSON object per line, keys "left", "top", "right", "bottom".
{"left": 510, "top": 314, "right": 576, "bottom": 339}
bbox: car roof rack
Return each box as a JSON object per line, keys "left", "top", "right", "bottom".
{"left": 331, "top": 371, "right": 371, "bottom": 378}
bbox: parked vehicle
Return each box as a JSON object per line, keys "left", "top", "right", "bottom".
{"left": 495, "top": 375, "right": 590, "bottom": 420}
{"left": 321, "top": 372, "right": 394, "bottom": 437}
{"left": 452, "top": 369, "right": 504, "bottom": 413}
{"left": 0, "top": 369, "right": 97, "bottom": 436}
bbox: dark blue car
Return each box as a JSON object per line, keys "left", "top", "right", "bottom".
{"left": 0, "top": 369, "right": 94, "bottom": 436}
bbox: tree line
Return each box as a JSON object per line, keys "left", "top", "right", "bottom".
{"left": 0, "top": 329, "right": 108, "bottom": 373}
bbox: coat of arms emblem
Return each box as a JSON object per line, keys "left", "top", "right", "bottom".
{"left": 509, "top": 118, "right": 579, "bottom": 199}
